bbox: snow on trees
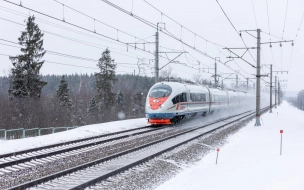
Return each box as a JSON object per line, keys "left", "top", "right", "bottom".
{"left": 56, "top": 76, "right": 72, "bottom": 107}
{"left": 95, "top": 49, "right": 117, "bottom": 116}
{"left": 9, "top": 15, "right": 47, "bottom": 99}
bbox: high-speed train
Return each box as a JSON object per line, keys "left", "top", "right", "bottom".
{"left": 145, "top": 80, "right": 255, "bottom": 125}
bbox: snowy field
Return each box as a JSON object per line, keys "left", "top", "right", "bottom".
{"left": 0, "top": 118, "right": 147, "bottom": 154}
{"left": 0, "top": 102, "right": 251, "bottom": 155}
{"left": 157, "top": 101, "right": 304, "bottom": 190}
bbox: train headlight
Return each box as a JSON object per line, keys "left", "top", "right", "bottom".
{"left": 159, "top": 104, "right": 163, "bottom": 109}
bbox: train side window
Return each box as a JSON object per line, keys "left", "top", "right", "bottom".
{"left": 172, "top": 93, "right": 187, "bottom": 104}
{"left": 182, "top": 93, "right": 187, "bottom": 102}
{"left": 201, "top": 94, "right": 206, "bottom": 101}
{"left": 190, "top": 93, "right": 195, "bottom": 101}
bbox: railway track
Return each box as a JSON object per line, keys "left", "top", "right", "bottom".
{"left": 1, "top": 107, "right": 269, "bottom": 190}
{"left": 0, "top": 125, "right": 160, "bottom": 168}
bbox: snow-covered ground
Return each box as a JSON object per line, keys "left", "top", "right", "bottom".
{"left": 0, "top": 118, "right": 147, "bottom": 154}
{"left": 157, "top": 101, "right": 304, "bottom": 190}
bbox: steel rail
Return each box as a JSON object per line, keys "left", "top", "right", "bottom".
{"left": 0, "top": 125, "right": 162, "bottom": 168}
{"left": 8, "top": 107, "right": 269, "bottom": 190}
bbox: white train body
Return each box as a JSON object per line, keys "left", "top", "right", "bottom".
{"left": 145, "top": 81, "right": 255, "bottom": 124}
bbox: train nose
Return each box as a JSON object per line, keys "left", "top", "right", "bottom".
{"left": 149, "top": 97, "right": 169, "bottom": 110}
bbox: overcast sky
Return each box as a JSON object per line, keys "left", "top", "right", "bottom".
{"left": 0, "top": 0, "right": 303, "bottom": 91}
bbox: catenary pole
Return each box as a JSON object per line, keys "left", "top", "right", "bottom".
{"left": 255, "top": 29, "right": 261, "bottom": 126}
{"left": 236, "top": 74, "right": 238, "bottom": 89}
{"left": 275, "top": 76, "right": 277, "bottom": 108}
{"left": 155, "top": 23, "right": 159, "bottom": 83}
{"left": 270, "top": 64, "right": 273, "bottom": 113}
{"left": 278, "top": 81, "right": 280, "bottom": 105}
{"left": 215, "top": 61, "right": 217, "bottom": 86}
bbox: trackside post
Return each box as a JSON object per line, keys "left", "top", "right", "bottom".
{"left": 216, "top": 148, "right": 220, "bottom": 164}
{"left": 280, "top": 130, "right": 283, "bottom": 155}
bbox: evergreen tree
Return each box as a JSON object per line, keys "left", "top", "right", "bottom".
{"left": 9, "top": 15, "right": 47, "bottom": 99}
{"left": 95, "top": 49, "right": 117, "bottom": 110}
{"left": 87, "top": 97, "right": 98, "bottom": 123}
{"left": 56, "top": 76, "right": 72, "bottom": 107}
{"left": 132, "top": 92, "right": 144, "bottom": 117}
{"left": 116, "top": 90, "right": 126, "bottom": 109}
{"left": 87, "top": 97, "right": 98, "bottom": 113}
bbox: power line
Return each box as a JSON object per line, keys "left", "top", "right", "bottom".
{"left": 265, "top": 0, "right": 275, "bottom": 66}
{"left": 287, "top": 11, "right": 304, "bottom": 73}
{"left": 261, "top": 31, "right": 286, "bottom": 40}
{"left": 0, "top": 41, "right": 141, "bottom": 69}
{"left": 142, "top": 0, "right": 225, "bottom": 48}
{"left": 2, "top": 0, "right": 158, "bottom": 58}
{"left": 215, "top": 0, "right": 238, "bottom": 34}
{"left": 52, "top": 0, "right": 152, "bottom": 44}
{"left": 0, "top": 15, "right": 172, "bottom": 67}
{"left": 0, "top": 4, "right": 178, "bottom": 61}
{"left": 250, "top": 0, "right": 258, "bottom": 28}
{"left": 0, "top": 5, "right": 127, "bottom": 48}
{"left": 0, "top": 53, "right": 98, "bottom": 70}
{"left": 215, "top": 0, "right": 257, "bottom": 64}
{"left": 282, "top": 0, "right": 289, "bottom": 39}
{"left": 99, "top": 0, "right": 252, "bottom": 80}
{"left": 0, "top": 9, "right": 150, "bottom": 59}
{"left": 294, "top": 12, "right": 304, "bottom": 42}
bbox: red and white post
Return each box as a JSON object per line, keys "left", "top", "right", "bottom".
{"left": 280, "top": 130, "right": 283, "bottom": 155}
{"left": 216, "top": 148, "right": 220, "bottom": 164}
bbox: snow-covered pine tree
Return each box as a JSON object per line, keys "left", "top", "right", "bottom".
{"left": 87, "top": 97, "right": 98, "bottom": 123}
{"left": 132, "top": 92, "right": 144, "bottom": 117}
{"left": 56, "top": 75, "right": 72, "bottom": 107}
{"left": 95, "top": 49, "right": 117, "bottom": 111}
{"left": 116, "top": 90, "right": 126, "bottom": 109}
{"left": 87, "top": 97, "right": 97, "bottom": 113}
{"left": 9, "top": 15, "right": 47, "bottom": 99}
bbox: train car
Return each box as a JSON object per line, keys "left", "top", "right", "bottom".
{"left": 145, "top": 80, "right": 257, "bottom": 125}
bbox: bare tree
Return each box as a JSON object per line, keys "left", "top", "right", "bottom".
{"left": 160, "top": 66, "right": 176, "bottom": 80}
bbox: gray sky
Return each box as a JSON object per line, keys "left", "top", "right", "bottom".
{"left": 0, "top": 0, "right": 303, "bottom": 91}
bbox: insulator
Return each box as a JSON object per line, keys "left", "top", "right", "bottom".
{"left": 280, "top": 43, "right": 282, "bottom": 47}
{"left": 270, "top": 43, "right": 272, "bottom": 48}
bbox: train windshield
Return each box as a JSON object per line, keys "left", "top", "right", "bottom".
{"left": 149, "top": 84, "right": 172, "bottom": 98}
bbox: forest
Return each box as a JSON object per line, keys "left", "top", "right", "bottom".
{"left": 0, "top": 74, "right": 155, "bottom": 129}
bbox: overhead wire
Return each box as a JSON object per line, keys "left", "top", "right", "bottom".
{"left": 286, "top": 10, "right": 304, "bottom": 73}
{"left": 215, "top": 0, "right": 257, "bottom": 65}
{"left": 250, "top": 0, "right": 258, "bottom": 28}
{"left": 0, "top": 6, "right": 126, "bottom": 47}
{"left": 0, "top": 41, "right": 141, "bottom": 69}
{"left": 281, "top": 0, "right": 289, "bottom": 39}
{"left": 142, "top": 0, "right": 225, "bottom": 48}
{"left": 0, "top": 6, "right": 154, "bottom": 59}
{"left": 98, "top": 0, "right": 250, "bottom": 80}
{"left": 0, "top": 4, "right": 179, "bottom": 63}
{"left": 0, "top": 16, "right": 142, "bottom": 59}
{"left": 2, "top": 0, "right": 159, "bottom": 59}
{"left": 52, "top": 0, "right": 153, "bottom": 44}
{"left": 265, "top": 0, "right": 275, "bottom": 66}
{"left": 0, "top": 53, "right": 98, "bottom": 70}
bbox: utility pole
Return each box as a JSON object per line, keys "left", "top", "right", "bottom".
{"left": 275, "top": 76, "right": 277, "bottom": 108}
{"left": 215, "top": 61, "right": 217, "bottom": 85}
{"left": 278, "top": 81, "right": 280, "bottom": 105}
{"left": 155, "top": 23, "right": 159, "bottom": 83}
{"left": 214, "top": 57, "right": 220, "bottom": 86}
{"left": 255, "top": 29, "right": 261, "bottom": 126}
{"left": 236, "top": 74, "right": 238, "bottom": 89}
{"left": 269, "top": 64, "right": 273, "bottom": 113}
